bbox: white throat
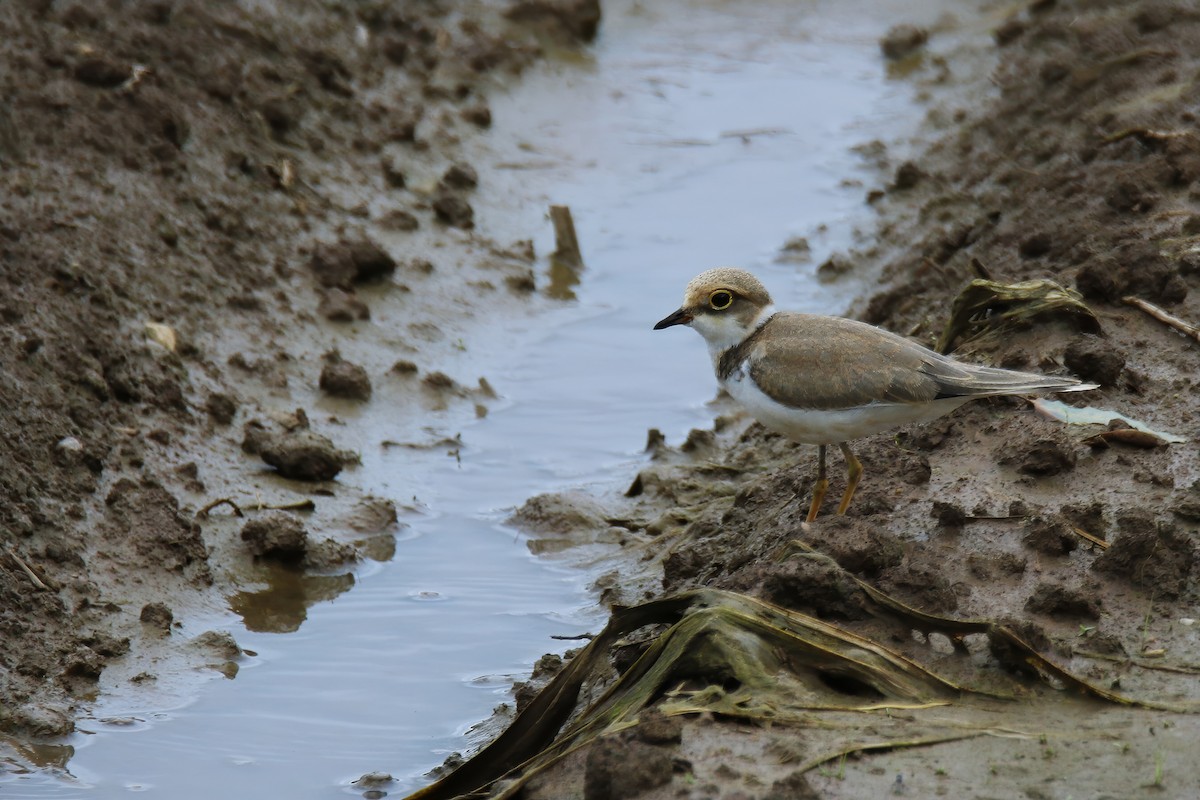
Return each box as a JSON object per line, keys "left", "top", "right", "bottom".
{"left": 693, "top": 303, "right": 775, "bottom": 369}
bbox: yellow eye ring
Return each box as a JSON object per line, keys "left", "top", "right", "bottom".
{"left": 709, "top": 290, "right": 734, "bottom": 310}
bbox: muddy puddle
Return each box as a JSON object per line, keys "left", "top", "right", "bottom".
{"left": 4, "top": 0, "right": 958, "bottom": 796}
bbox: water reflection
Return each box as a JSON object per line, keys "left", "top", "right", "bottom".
{"left": 229, "top": 564, "right": 356, "bottom": 634}
{"left": 0, "top": 737, "right": 74, "bottom": 772}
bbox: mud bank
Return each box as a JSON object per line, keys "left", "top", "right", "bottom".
{"left": 0, "top": 0, "right": 599, "bottom": 747}
{"left": 435, "top": 1, "right": 1200, "bottom": 798}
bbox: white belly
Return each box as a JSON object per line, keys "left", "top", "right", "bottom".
{"left": 722, "top": 371, "right": 973, "bottom": 445}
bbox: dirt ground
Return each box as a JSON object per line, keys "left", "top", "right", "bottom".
{"left": 0, "top": 0, "right": 598, "bottom": 748}
{"left": 3, "top": 0, "right": 1200, "bottom": 798}
{"left": 478, "top": 1, "right": 1200, "bottom": 799}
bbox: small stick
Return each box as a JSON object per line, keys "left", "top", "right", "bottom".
{"left": 1123, "top": 295, "right": 1200, "bottom": 345}
{"left": 549, "top": 205, "right": 583, "bottom": 268}
{"left": 244, "top": 498, "right": 316, "bottom": 513}
{"left": 196, "top": 497, "right": 245, "bottom": 519}
{"left": 1070, "top": 526, "right": 1110, "bottom": 551}
{"left": 6, "top": 548, "right": 49, "bottom": 590}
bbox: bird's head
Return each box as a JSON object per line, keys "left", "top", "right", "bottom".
{"left": 654, "top": 267, "right": 774, "bottom": 350}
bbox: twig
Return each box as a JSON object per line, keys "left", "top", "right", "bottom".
{"left": 549, "top": 205, "right": 583, "bottom": 268}
{"left": 196, "top": 497, "right": 245, "bottom": 519}
{"left": 1070, "top": 526, "right": 1110, "bottom": 550}
{"left": 1101, "top": 128, "right": 1197, "bottom": 146}
{"left": 6, "top": 548, "right": 49, "bottom": 590}
{"left": 244, "top": 498, "right": 316, "bottom": 513}
{"left": 1123, "top": 295, "right": 1200, "bottom": 345}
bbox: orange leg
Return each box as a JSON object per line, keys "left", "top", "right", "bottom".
{"left": 835, "top": 442, "right": 863, "bottom": 516}
{"left": 806, "top": 444, "right": 829, "bottom": 523}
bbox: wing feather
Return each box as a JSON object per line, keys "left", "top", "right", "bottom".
{"left": 731, "top": 313, "right": 1084, "bottom": 410}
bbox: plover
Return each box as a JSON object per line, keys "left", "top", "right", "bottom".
{"left": 654, "top": 267, "right": 1096, "bottom": 522}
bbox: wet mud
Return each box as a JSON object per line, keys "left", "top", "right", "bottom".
{"left": 0, "top": 0, "right": 595, "bottom": 749}
{"left": 489, "top": 1, "right": 1200, "bottom": 798}
{"left": 4, "top": 0, "right": 1199, "bottom": 797}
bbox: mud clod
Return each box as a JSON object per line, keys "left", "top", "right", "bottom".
{"left": 189, "top": 630, "right": 243, "bottom": 661}
{"left": 318, "top": 288, "right": 371, "bottom": 322}
{"left": 879, "top": 561, "right": 958, "bottom": 613}
{"left": 505, "top": 0, "right": 602, "bottom": 43}
{"left": 1018, "top": 231, "right": 1053, "bottom": 259}
{"left": 996, "top": 431, "right": 1076, "bottom": 476}
{"left": 1022, "top": 514, "right": 1079, "bottom": 556}
{"left": 309, "top": 237, "right": 397, "bottom": 288}
{"left": 74, "top": 55, "right": 132, "bottom": 88}
{"left": 1171, "top": 480, "right": 1200, "bottom": 521}
{"left": 205, "top": 392, "right": 238, "bottom": 425}
{"left": 635, "top": 707, "right": 682, "bottom": 745}
{"left": 880, "top": 24, "right": 928, "bottom": 60}
{"left": 931, "top": 500, "right": 967, "bottom": 530}
{"left": 994, "top": 17, "right": 1026, "bottom": 46}
{"left": 380, "top": 209, "right": 420, "bottom": 231}
{"left": 241, "top": 513, "right": 308, "bottom": 561}
{"left": 249, "top": 425, "right": 349, "bottom": 481}
{"left": 891, "top": 160, "right": 924, "bottom": 190}
{"left": 1024, "top": 582, "right": 1100, "bottom": 619}
{"left": 462, "top": 104, "right": 493, "bottom": 127}
{"left": 967, "top": 551, "right": 1028, "bottom": 580}
{"left": 433, "top": 193, "right": 475, "bottom": 228}
{"left": 140, "top": 602, "right": 174, "bottom": 633}
{"left": 582, "top": 735, "right": 673, "bottom": 800}
{"left": 804, "top": 517, "right": 904, "bottom": 577}
{"left": 762, "top": 771, "right": 821, "bottom": 800}
{"left": 319, "top": 355, "right": 372, "bottom": 401}
{"left": 440, "top": 163, "right": 479, "bottom": 190}
{"left": 1064, "top": 335, "right": 1125, "bottom": 386}
{"left": 758, "top": 556, "right": 871, "bottom": 621}
{"left": 1093, "top": 511, "right": 1195, "bottom": 598}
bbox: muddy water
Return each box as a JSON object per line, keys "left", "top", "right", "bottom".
{"left": 15, "top": 1, "right": 946, "bottom": 797}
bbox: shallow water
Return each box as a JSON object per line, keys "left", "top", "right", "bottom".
{"left": 4, "top": 0, "right": 946, "bottom": 796}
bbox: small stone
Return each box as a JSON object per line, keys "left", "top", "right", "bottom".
{"left": 880, "top": 24, "right": 928, "bottom": 60}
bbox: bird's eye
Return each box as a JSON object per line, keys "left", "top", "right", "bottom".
{"left": 709, "top": 290, "right": 734, "bottom": 310}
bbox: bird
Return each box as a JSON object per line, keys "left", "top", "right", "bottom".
{"left": 653, "top": 267, "right": 1097, "bottom": 522}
